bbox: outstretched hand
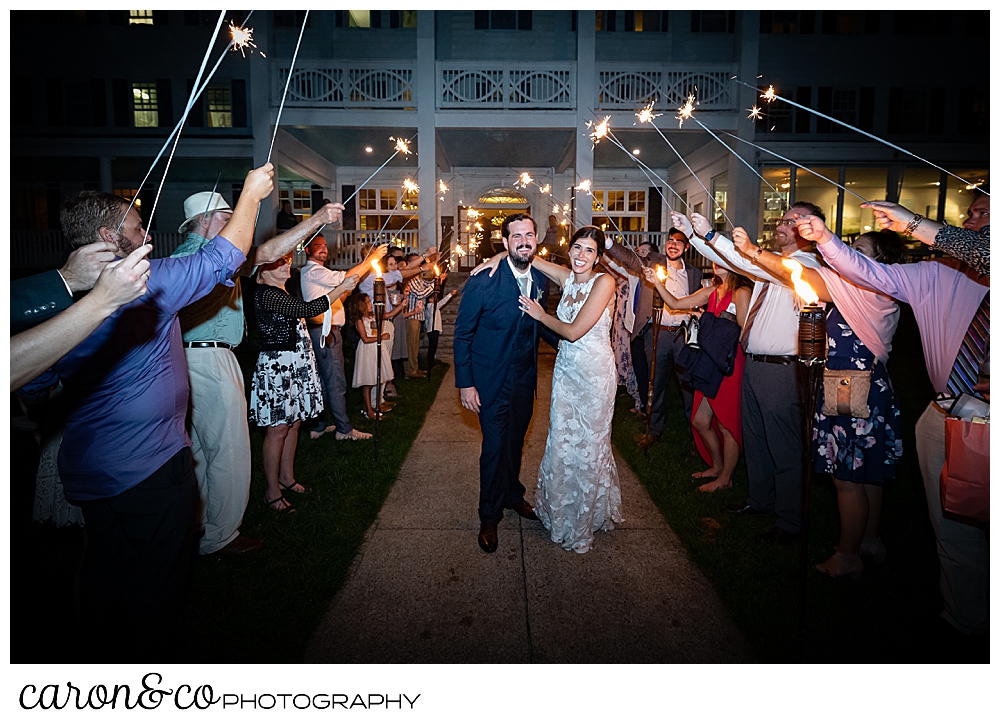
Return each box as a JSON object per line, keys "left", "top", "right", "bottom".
{"left": 471, "top": 252, "right": 506, "bottom": 278}
{"left": 690, "top": 212, "right": 713, "bottom": 238}
{"left": 364, "top": 242, "right": 389, "bottom": 265}
{"left": 794, "top": 214, "right": 834, "bottom": 244}
{"left": 731, "top": 227, "right": 758, "bottom": 257}
{"left": 861, "top": 201, "right": 914, "bottom": 233}
{"left": 244, "top": 163, "right": 275, "bottom": 203}
{"left": 670, "top": 211, "right": 695, "bottom": 240}
{"left": 90, "top": 243, "right": 153, "bottom": 310}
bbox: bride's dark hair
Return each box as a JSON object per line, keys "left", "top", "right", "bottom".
{"left": 570, "top": 226, "right": 606, "bottom": 266}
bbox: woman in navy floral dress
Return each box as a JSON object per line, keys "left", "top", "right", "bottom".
{"left": 734, "top": 227, "right": 904, "bottom": 580}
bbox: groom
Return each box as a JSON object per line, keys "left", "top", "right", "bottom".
{"left": 453, "top": 213, "right": 552, "bottom": 553}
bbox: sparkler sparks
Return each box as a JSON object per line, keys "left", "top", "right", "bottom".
{"left": 677, "top": 93, "right": 697, "bottom": 128}
{"left": 402, "top": 178, "right": 419, "bottom": 194}
{"left": 553, "top": 203, "right": 561, "bottom": 214}
{"left": 747, "top": 105, "right": 763, "bottom": 121}
{"left": 762, "top": 85, "right": 777, "bottom": 103}
{"left": 574, "top": 179, "right": 592, "bottom": 195}
{"left": 229, "top": 22, "right": 257, "bottom": 57}
{"left": 587, "top": 116, "right": 611, "bottom": 147}
{"left": 517, "top": 172, "right": 534, "bottom": 188}
{"left": 636, "top": 102, "right": 662, "bottom": 125}
{"left": 391, "top": 137, "right": 413, "bottom": 155}
{"left": 438, "top": 179, "right": 448, "bottom": 195}
{"left": 539, "top": 184, "right": 551, "bottom": 194}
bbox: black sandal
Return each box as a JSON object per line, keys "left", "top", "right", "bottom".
{"left": 265, "top": 495, "right": 295, "bottom": 513}
{"left": 279, "top": 481, "right": 307, "bottom": 494}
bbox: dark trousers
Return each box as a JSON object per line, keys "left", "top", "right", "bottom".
{"left": 426, "top": 330, "right": 440, "bottom": 371}
{"left": 309, "top": 326, "right": 352, "bottom": 434}
{"left": 630, "top": 331, "right": 649, "bottom": 411}
{"left": 71, "top": 448, "right": 199, "bottom": 662}
{"left": 741, "top": 358, "right": 806, "bottom": 534}
{"left": 644, "top": 324, "right": 694, "bottom": 437}
{"left": 477, "top": 374, "right": 535, "bottom": 525}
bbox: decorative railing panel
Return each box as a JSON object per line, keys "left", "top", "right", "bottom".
{"left": 596, "top": 64, "right": 736, "bottom": 111}
{"left": 438, "top": 62, "right": 574, "bottom": 110}
{"left": 317, "top": 229, "right": 420, "bottom": 269}
{"left": 275, "top": 61, "right": 415, "bottom": 108}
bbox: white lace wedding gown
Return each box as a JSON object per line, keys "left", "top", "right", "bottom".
{"left": 536, "top": 272, "right": 623, "bottom": 553}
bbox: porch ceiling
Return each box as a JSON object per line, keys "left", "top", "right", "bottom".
{"left": 282, "top": 125, "right": 714, "bottom": 173}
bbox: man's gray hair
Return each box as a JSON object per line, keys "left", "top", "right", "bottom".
{"left": 60, "top": 190, "right": 131, "bottom": 248}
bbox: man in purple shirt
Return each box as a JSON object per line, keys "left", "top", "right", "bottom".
{"left": 32, "top": 164, "right": 274, "bottom": 660}
{"left": 797, "top": 213, "right": 989, "bottom": 639}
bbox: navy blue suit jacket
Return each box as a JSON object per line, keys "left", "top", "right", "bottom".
{"left": 453, "top": 262, "right": 551, "bottom": 410}
{"left": 11, "top": 270, "right": 74, "bottom": 334}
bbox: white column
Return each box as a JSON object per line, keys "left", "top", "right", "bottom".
{"left": 416, "top": 10, "right": 437, "bottom": 253}
{"left": 574, "top": 11, "right": 596, "bottom": 227}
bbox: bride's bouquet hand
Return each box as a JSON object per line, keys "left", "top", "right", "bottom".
{"left": 518, "top": 294, "right": 545, "bottom": 320}
{"left": 470, "top": 252, "right": 507, "bottom": 278}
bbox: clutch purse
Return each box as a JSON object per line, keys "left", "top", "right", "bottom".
{"left": 822, "top": 361, "right": 874, "bottom": 419}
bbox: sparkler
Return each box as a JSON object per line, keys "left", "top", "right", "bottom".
{"left": 635, "top": 101, "right": 662, "bottom": 125}
{"left": 716, "top": 129, "right": 870, "bottom": 203}
{"left": 517, "top": 172, "right": 534, "bottom": 188}
{"left": 677, "top": 93, "right": 697, "bottom": 129}
{"left": 736, "top": 79, "right": 987, "bottom": 194}
{"left": 438, "top": 179, "right": 448, "bottom": 200}
{"left": 587, "top": 116, "right": 611, "bottom": 147}
{"left": 539, "top": 184, "right": 551, "bottom": 194}
{"left": 229, "top": 22, "right": 258, "bottom": 57}
{"left": 266, "top": 10, "right": 308, "bottom": 164}
{"left": 747, "top": 105, "right": 763, "bottom": 121}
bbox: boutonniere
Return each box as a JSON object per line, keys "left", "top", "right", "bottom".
{"left": 533, "top": 287, "right": 543, "bottom": 303}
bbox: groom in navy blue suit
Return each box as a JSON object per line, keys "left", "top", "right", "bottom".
{"left": 453, "top": 214, "right": 552, "bottom": 553}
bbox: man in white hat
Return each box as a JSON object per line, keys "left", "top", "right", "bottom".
{"left": 171, "top": 188, "right": 345, "bottom": 556}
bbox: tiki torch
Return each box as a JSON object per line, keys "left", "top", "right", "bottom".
{"left": 372, "top": 259, "right": 385, "bottom": 456}
{"left": 427, "top": 264, "right": 442, "bottom": 382}
{"left": 783, "top": 257, "right": 827, "bottom": 662}
{"left": 642, "top": 264, "right": 668, "bottom": 453}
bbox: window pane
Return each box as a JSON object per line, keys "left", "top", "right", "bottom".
{"left": 129, "top": 10, "right": 153, "bottom": 25}
{"left": 401, "top": 10, "right": 417, "bottom": 28}
{"left": 491, "top": 11, "right": 516, "bottom": 30}
{"left": 607, "top": 190, "right": 624, "bottom": 212}
{"left": 206, "top": 85, "right": 232, "bottom": 128}
{"left": 358, "top": 189, "right": 377, "bottom": 210}
{"left": 758, "top": 167, "right": 791, "bottom": 245}
{"left": 132, "top": 82, "right": 158, "bottom": 127}
{"left": 348, "top": 10, "right": 370, "bottom": 28}
{"left": 711, "top": 173, "right": 728, "bottom": 230}
{"left": 842, "top": 168, "right": 887, "bottom": 238}
{"left": 795, "top": 167, "right": 840, "bottom": 233}
{"left": 628, "top": 190, "right": 645, "bottom": 212}
{"left": 380, "top": 189, "right": 397, "bottom": 209}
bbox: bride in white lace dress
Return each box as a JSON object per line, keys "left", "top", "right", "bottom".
{"left": 518, "top": 226, "right": 623, "bottom": 553}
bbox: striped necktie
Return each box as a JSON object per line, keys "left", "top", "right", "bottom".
{"left": 739, "top": 282, "right": 769, "bottom": 352}
{"left": 946, "top": 291, "right": 989, "bottom": 398}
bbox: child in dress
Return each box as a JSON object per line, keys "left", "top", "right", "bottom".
{"left": 348, "top": 293, "right": 394, "bottom": 419}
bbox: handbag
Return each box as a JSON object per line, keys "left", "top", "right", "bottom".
{"left": 940, "top": 415, "right": 990, "bottom": 525}
{"left": 822, "top": 359, "right": 874, "bottom": 419}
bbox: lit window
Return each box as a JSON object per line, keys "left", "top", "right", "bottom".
{"left": 593, "top": 189, "right": 646, "bottom": 233}
{"left": 129, "top": 10, "right": 153, "bottom": 25}
{"left": 349, "top": 10, "right": 371, "bottom": 28}
{"left": 132, "top": 83, "right": 158, "bottom": 127}
{"left": 380, "top": 189, "right": 398, "bottom": 209}
{"left": 114, "top": 188, "right": 141, "bottom": 210}
{"left": 401, "top": 11, "right": 417, "bottom": 28}
{"left": 358, "top": 189, "right": 378, "bottom": 210}
{"left": 206, "top": 85, "right": 232, "bottom": 128}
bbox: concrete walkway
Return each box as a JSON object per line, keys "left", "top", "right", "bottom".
{"left": 306, "top": 350, "right": 755, "bottom": 663}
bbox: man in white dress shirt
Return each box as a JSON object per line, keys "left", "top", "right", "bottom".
{"left": 675, "top": 204, "right": 824, "bottom": 544}
{"left": 300, "top": 235, "right": 388, "bottom": 440}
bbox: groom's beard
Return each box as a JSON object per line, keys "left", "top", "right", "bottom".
{"left": 510, "top": 244, "right": 535, "bottom": 270}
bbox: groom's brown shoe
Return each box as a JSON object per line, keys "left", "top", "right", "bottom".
{"left": 478, "top": 522, "right": 498, "bottom": 553}
{"left": 510, "top": 500, "right": 538, "bottom": 521}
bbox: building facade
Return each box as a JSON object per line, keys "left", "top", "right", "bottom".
{"left": 11, "top": 9, "right": 989, "bottom": 271}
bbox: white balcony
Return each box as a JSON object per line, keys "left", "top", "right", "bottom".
{"left": 437, "top": 62, "right": 575, "bottom": 110}
{"left": 596, "top": 63, "right": 737, "bottom": 111}
{"left": 274, "top": 61, "right": 416, "bottom": 109}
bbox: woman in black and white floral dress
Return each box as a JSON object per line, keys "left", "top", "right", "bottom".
{"left": 250, "top": 255, "right": 357, "bottom": 512}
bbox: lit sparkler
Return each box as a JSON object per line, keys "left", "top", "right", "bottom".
{"left": 438, "top": 179, "right": 448, "bottom": 195}
{"left": 517, "top": 172, "right": 534, "bottom": 188}
{"left": 229, "top": 22, "right": 257, "bottom": 57}
{"left": 677, "top": 93, "right": 696, "bottom": 128}
{"left": 454, "top": 244, "right": 464, "bottom": 256}
{"left": 553, "top": 203, "right": 561, "bottom": 214}
{"left": 402, "top": 178, "right": 419, "bottom": 194}
{"left": 747, "top": 105, "right": 763, "bottom": 121}
{"left": 655, "top": 265, "right": 668, "bottom": 283}
{"left": 574, "top": 179, "right": 592, "bottom": 195}
{"left": 391, "top": 137, "right": 413, "bottom": 156}
{"left": 587, "top": 116, "right": 611, "bottom": 147}
{"left": 467, "top": 209, "right": 481, "bottom": 219}
{"left": 539, "top": 184, "right": 551, "bottom": 194}
{"left": 636, "top": 101, "right": 662, "bottom": 125}
{"left": 762, "top": 85, "right": 777, "bottom": 103}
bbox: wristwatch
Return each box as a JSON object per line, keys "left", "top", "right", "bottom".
{"left": 704, "top": 230, "right": 716, "bottom": 241}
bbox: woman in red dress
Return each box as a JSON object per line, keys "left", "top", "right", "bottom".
{"left": 645, "top": 264, "right": 751, "bottom": 491}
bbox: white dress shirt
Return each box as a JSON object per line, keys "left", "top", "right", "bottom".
{"left": 300, "top": 260, "right": 347, "bottom": 344}
{"left": 507, "top": 256, "right": 532, "bottom": 298}
{"left": 660, "top": 263, "right": 691, "bottom": 327}
{"left": 688, "top": 232, "right": 823, "bottom": 356}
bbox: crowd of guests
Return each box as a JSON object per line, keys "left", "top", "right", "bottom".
{"left": 11, "top": 164, "right": 450, "bottom": 659}
{"left": 594, "top": 187, "right": 989, "bottom": 643}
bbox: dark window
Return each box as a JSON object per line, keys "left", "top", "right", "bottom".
{"left": 888, "top": 87, "right": 930, "bottom": 134}
{"left": 817, "top": 88, "right": 856, "bottom": 134}
{"left": 370, "top": 10, "right": 382, "bottom": 28}
{"left": 625, "top": 10, "right": 666, "bottom": 32}
{"left": 757, "top": 97, "right": 793, "bottom": 134}
{"left": 647, "top": 188, "right": 662, "bottom": 232}
{"left": 958, "top": 87, "right": 989, "bottom": 135}
{"left": 46, "top": 78, "right": 64, "bottom": 126}
{"left": 893, "top": 11, "right": 950, "bottom": 35}
{"left": 795, "top": 86, "right": 812, "bottom": 133}
{"left": 596, "top": 11, "right": 616, "bottom": 32}
{"left": 274, "top": 11, "right": 311, "bottom": 28}
{"left": 691, "top": 10, "right": 735, "bottom": 33}
{"left": 112, "top": 78, "right": 130, "bottom": 126}
{"left": 475, "top": 10, "right": 530, "bottom": 30}
{"left": 12, "top": 76, "right": 32, "bottom": 126}
{"left": 760, "top": 10, "right": 813, "bottom": 34}
{"left": 342, "top": 185, "right": 357, "bottom": 230}
{"left": 156, "top": 78, "right": 173, "bottom": 128}
{"left": 571, "top": 10, "right": 577, "bottom": 31}
{"left": 186, "top": 78, "right": 204, "bottom": 127}
{"left": 65, "top": 80, "right": 94, "bottom": 126}
{"left": 231, "top": 79, "right": 247, "bottom": 127}
{"left": 821, "top": 10, "right": 867, "bottom": 34}
{"left": 859, "top": 87, "right": 875, "bottom": 132}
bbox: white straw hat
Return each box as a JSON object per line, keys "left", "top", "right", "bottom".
{"left": 178, "top": 191, "right": 232, "bottom": 233}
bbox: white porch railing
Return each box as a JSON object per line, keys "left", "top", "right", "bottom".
{"left": 274, "top": 60, "right": 415, "bottom": 108}
{"left": 596, "top": 63, "right": 737, "bottom": 110}
{"left": 12, "top": 230, "right": 188, "bottom": 269}
{"left": 438, "top": 61, "right": 575, "bottom": 109}
{"left": 317, "top": 229, "right": 421, "bottom": 269}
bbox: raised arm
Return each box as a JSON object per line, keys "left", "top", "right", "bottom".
{"left": 531, "top": 254, "right": 571, "bottom": 286}
{"left": 251, "top": 202, "right": 345, "bottom": 268}
{"left": 640, "top": 266, "right": 715, "bottom": 310}
{"left": 731, "top": 227, "right": 832, "bottom": 303}
{"left": 346, "top": 243, "right": 389, "bottom": 281}
{"left": 520, "top": 274, "right": 615, "bottom": 342}
{"left": 685, "top": 212, "right": 785, "bottom": 283}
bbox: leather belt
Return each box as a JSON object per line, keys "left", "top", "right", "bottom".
{"left": 746, "top": 353, "right": 796, "bottom": 365}
{"left": 184, "top": 341, "right": 234, "bottom": 350}
{"left": 659, "top": 324, "right": 683, "bottom": 331}
{"left": 718, "top": 311, "right": 737, "bottom": 324}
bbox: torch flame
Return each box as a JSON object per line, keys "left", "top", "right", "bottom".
{"left": 655, "top": 265, "right": 668, "bottom": 283}
{"left": 371, "top": 259, "right": 382, "bottom": 278}
{"left": 781, "top": 258, "right": 819, "bottom": 305}
{"left": 433, "top": 264, "right": 440, "bottom": 276}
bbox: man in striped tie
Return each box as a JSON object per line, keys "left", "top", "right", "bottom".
{"left": 799, "top": 211, "right": 989, "bottom": 643}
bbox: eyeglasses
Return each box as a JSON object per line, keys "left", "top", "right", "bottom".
{"left": 775, "top": 218, "right": 798, "bottom": 227}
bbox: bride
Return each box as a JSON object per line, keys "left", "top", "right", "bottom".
{"left": 483, "top": 225, "right": 623, "bottom": 552}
